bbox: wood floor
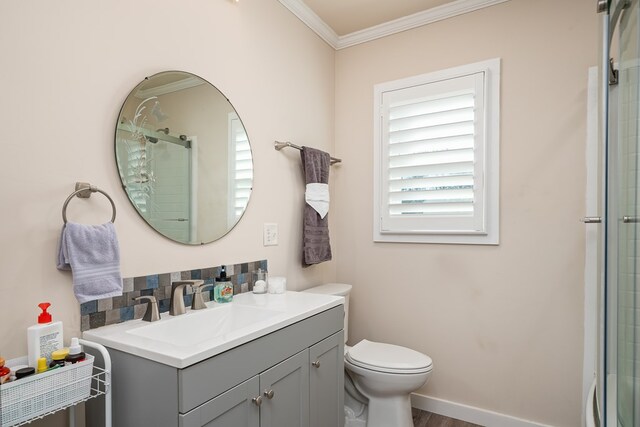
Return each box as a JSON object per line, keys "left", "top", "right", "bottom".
{"left": 412, "top": 408, "right": 483, "bottom": 427}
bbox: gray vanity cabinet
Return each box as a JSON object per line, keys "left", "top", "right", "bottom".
{"left": 180, "top": 376, "right": 260, "bottom": 427}
{"left": 183, "top": 331, "right": 344, "bottom": 427}
{"left": 87, "top": 306, "right": 343, "bottom": 427}
{"left": 309, "top": 333, "right": 345, "bottom": 427}
{"left": 259, "top": 349, "right": 310, "bottom": 427}
{"left": 183, "top": 350, "right": 310, "bottom": 427}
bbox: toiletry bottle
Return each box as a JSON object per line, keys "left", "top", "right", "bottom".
{"left": 15, "top": 367, "right": 35, "bottom": 380}
{"left": 214, "top": 266, "right": 234, "bottom": 303}
{"left": 65, "top": 338, "right": 85, "bottom": 364}
{"left": 49, "top": 348, "right": 69, "bottom": 368}
{"left": 0, "top": 357, "right": 11, "bottom": 384}
{"left": 27, "top": 302, "right": 63, "bottom": 368}
{"left": 36, "top": 357, "right": 48, "bottom": 373}
{"left": 9, "top": 364, "right": 29, "bottom": 382}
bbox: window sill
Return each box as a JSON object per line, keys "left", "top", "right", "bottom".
{"left": 373, "top": 231, "right": 499, "bottom": 245}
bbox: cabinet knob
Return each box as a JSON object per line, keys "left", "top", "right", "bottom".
{"left": 264, "top": 389, "right": 275, "bottom": 399}
{"left": 252, "top": 396, "right": 263, "bottom": 406}
{"left": 312, "top": 360, "right": 321, "bottom": 368}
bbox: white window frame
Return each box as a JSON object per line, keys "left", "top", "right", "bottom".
{"left": 373, "top": 58, "right": 500, "bottom": 245}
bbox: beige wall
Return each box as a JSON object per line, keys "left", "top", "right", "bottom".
{"left": 333, "top": 0, "right": 596, "bottom": 426}
{"left": 0, "top": 1, "right": 335, "bottom": 424}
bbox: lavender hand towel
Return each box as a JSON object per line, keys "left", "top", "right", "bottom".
{"left": 301, "top": 146, "right": 332, "bottom": 265}
{"left": 57, "top": 222, "right": 123, "bottom": 303}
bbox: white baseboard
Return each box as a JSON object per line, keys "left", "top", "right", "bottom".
{"left": 411, "top": 393, "right": 554, "bottom": 427}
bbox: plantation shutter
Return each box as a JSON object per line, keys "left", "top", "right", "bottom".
{"left": 230, "top": 116, "right": 253, "bottom": 220}
{"left": 379, "top": 72, "right": 486, "bottom": 234}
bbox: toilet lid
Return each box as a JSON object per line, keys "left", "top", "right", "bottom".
{"left": 346, "top": 340, "right": 432, "bottom": 374}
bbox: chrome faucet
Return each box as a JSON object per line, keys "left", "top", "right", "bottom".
{"left": 133, "top": 296, "right": 160, "bottom": 322}
{"left": 191, "top": 282, "right": 215, "bottom": 310}
{"left": 170, "top": 280, "right": 203, "bottom": 316}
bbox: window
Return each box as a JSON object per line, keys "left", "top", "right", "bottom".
{"left": 228, "top": 113, "right": 253, "bottom": 226}
{"left": 373, "top": 58, "right": 500, "bottom": 244}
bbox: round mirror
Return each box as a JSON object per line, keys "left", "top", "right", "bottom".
{"left": 115, "top": 71, "right": 253, "bottom": 244}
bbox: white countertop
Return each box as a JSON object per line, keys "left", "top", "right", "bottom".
{"left": 83, "top": 291, "right": 343, "bottom": 369}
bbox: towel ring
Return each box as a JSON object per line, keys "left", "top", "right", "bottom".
{"left": 62, "top": 183, "right": 117, "bottom": 224}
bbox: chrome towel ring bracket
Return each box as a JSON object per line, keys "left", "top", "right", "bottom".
{"left": 62, "top": 182, "right": 117, "bottom": 224}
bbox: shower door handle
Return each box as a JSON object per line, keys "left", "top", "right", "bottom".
{"left": 623, "top": 216, "right": 640, "bottom": 223}
{"left": 581, "top": 217, "right": 602, "bottom": 223}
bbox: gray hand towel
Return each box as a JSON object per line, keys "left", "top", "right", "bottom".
{"left": 301, "top": 146, "right": 332, "bottom": 265}
{"left": 57, "top": 222, "right": 123, "bottom": 303}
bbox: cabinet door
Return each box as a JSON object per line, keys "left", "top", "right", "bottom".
{"left": 259, "top": 349, "right": 310, "bottom": 427}
{"left": 309, "top": 331, "right": 344, "bottom": 427}
{"left": 179, "top": 376, "right": 260, "bottom": 427}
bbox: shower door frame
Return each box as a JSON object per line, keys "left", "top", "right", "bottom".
{"left": 598, "top": 0, "right": 640, "bottom": 425}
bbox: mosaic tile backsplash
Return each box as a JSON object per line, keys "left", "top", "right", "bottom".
{"left": 80, "top": 260, "right": 268, "bottom": 331}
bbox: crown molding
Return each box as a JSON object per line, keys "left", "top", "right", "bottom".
{"left": 278, "top": 0, "right": 340, "bottom": 48}
{"left": 336, "top": 0, "right": 511, "bottom": 49}
{"left": 135, "top": 76, "right": 204, "bottom": 99}
{"left": 278, "top": 0, "right": 511, "bottom": 50}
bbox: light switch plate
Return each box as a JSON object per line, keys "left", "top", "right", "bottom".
{"left": 263, "top": 223, "right": 278, "bottom": 246}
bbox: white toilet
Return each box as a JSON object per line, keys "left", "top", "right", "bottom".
{"left": 304, "top": 283, "right": 433, "bottom": 427}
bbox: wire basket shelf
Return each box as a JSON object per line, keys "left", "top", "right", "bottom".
{"left": 0, "top": 355, "right": 108, "bottom": 427}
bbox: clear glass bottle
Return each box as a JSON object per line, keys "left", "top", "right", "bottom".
{"left": 253, "top": 268, "right": 268, "bottom": 294}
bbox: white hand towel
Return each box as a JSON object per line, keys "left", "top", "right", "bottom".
{"left": 305, "top": 183, "right": 330, "bottom": 219}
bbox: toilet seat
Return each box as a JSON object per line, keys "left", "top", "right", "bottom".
{"left": 346, "top": 339, "right": 432, "bottom": 375}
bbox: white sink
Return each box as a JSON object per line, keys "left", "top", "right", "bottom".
{"left": 126, "top": 304, "right": 281, "bottom": 347}
{"left": 83, "top": 291, "right": 343, "bottom": 368}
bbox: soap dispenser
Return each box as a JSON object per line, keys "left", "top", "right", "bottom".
{"left": 214, "top": 266, "right": 234, "bottom": 303}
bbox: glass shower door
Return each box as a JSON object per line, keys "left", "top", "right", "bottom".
{"left": 147, "top": 141, "right": 191, "bottom": 243}
{"left": 615, "top": 0, "right": 640, "bottom": 423}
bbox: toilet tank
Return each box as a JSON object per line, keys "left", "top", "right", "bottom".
{"left": 303, "top": 283, "right": 352, "bottom": 344}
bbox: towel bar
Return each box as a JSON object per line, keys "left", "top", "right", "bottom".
{"left": 62, "top": 182, "right": 116, "bottom": 224}
{"left": 274, "top": 141, "right": 342, "bottom": 165}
